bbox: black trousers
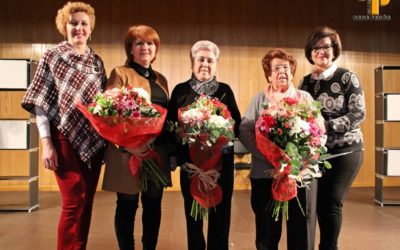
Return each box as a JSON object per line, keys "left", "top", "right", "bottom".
{"left": 317, "top": 150, "right": 363, "bottom": 250}
{"left": 180, "top": 153, "right": 234, "bottom": 250}
{"left": 250, "top": 178, "right": 317, "bottom": 250}
{"left": 114, "top": 183, "right": 164, "bottom": 250}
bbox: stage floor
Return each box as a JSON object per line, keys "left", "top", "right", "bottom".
{"left": 1, "top": 187, "right": 399, "bottom": 250}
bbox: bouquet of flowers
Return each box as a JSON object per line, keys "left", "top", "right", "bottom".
{"left": 255, "top": 96, "right": 330, "bottom": 221}
{"left": 178, "top": 94, "right": 235, "bottom": 220}
{"left": 77, "top": 86, "right": 169, "bottom": 191}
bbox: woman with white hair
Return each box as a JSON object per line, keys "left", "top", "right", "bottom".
{"left": 167, "top": 40, "right": 241, "bottom": 250}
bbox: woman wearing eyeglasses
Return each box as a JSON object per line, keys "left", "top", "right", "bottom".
{"left": 240, "top": 48, "right": 319, "bottom": 250}
{"left": 299, "top": 26, "right": 366, "bottom": 250}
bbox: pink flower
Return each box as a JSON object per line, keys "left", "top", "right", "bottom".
{"left": 88, "top": 87, "right": 160, "bottom": 118}
{"left": 110, "top": 88, "right": 123, "bottom": 100}
{"left": 310, "top": 136, "right": 321, "bottom": 147}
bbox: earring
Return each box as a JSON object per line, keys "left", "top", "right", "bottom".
{"left": 88, "top": 35, "right": 92, "bottom": 41}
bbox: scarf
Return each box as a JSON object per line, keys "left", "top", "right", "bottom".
{"left": 189, "top": 75, "right": 219, "bottom": 96}
{"left": 264, "top": 83, "right": 301, "bottom": 104}
{"left": 21, "top": 41, "right": 107, "bottom": 167}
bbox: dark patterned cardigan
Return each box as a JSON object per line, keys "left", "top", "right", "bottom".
{"left": 21, "top": 41, "right": 107, "bottom": 166}
{"left": 299, "top": 67, "right": 366, "bottom": 154}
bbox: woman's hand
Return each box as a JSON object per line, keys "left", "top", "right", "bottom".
{"left": 125, "top": 138, "right": 155, "bottom": 157}
{"left": 125, "top": 138, "right": 156, "bottom": 157}
{"left": 41, "top": 137, "right": 58, "bottom": 171}
{"left": 125, "top": 144, "right": 150, "bottom": 158}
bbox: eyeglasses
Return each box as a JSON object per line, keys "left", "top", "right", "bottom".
{"left": 312, "top": 44, "right": 333, "bottom": 53}
{"left": 272, "top": 64, "right": 291, "bottom": 73}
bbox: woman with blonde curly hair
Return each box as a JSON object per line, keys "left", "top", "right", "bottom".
{"left": 21, "top": 2, "right": 106, "bottom": 249}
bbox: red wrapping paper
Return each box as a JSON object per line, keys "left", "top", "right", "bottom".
{"left": 188, "top": 137, "right": 228, "bottom": 209}
{"left": 76, "top": 101, "right": 167, "bottom": 176}
{"left": 255, "top": 129, "right": 297, "bottom": 202}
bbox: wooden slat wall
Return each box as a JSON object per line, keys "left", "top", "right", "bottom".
{"left": 1, "top": 0, "right": 400, "bottom": 191}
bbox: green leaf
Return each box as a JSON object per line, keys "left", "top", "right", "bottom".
{"left": 319, "top": 146, "right": 328, "bottom": 154}
{"left": 211, "top": 130, "right": 220, "bottom": 138}
{"left": 286, "top": 142, "right": 298, "bottom": 156}
{"left": 308, "top": 159, "right": 318, "bottom": 165}
{"left": 318, "top": 153, "right": 331, "bottom": 160}
{"left": 290, "top": 159, "right": 302, "bottom": 168}
{"left": 291, "top": 167, "right": 300, "bottom": 176}
{"left": 324, "top": 161, "right": 332, "bottom": 169}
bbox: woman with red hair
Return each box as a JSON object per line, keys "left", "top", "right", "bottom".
{"left": 239, "top": 49, "right": 318, "bottom": 250}
{"left": 102, "top": 24, "right": 171, "bottom": 250}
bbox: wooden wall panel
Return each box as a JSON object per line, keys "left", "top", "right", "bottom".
{"left": 1, "top": 0, "right": 400, "bottom": 190}
{"left": 0, "top": 151, "right": 29, "bottom": 176}
{"left": 0, "top": 91, "right": 29, "bottom": 119}
{"left": 381, "top": 70, "right": 400, "bottom": 93}
{"left": 0, "top": 151, "right": 30, "bottom": 191}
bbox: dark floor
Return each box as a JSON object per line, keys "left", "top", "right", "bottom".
{"left": 1, "top": 187, "right": 400, "bottom": 250}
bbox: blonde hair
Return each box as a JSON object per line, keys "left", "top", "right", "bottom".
{"left": 55, "top": 1, "right": 95, "bottom": 37}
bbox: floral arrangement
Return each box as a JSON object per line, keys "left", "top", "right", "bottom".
{"left": 179, "top": 94, "right": 235, "bottom": 147}
{"left": 88, "top": 87, "right": 160, "bottom": 118}
{"left": 177, "top": 94, "right": 235, "bottom": 220}
{"left": 255, "top": 96, "right": 331, "bottom": 220}
{"left": 77, "top": 86, "right": 169, "bottom": 191}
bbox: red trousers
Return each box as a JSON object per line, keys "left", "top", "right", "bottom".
{"left": 51, "top": 127, "right": 103, "bottom": 250}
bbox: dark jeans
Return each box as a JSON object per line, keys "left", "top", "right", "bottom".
{"left": 250, "top": 178, "right": 317, "bottom": 250}
{"left": 114, "top": 183, "right": 164, "bottom": 250}
{"left": 180, "top": 153, "right": 234, "bottom": 250}
{"left": 317, "top": 150, "right": 363, "bottom": 250}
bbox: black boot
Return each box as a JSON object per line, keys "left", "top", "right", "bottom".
{"left": 115, "top": 198, "right": 139, "bottom": 250}
{"left": 142, "top": 187, "right": 163, "bottom": 250}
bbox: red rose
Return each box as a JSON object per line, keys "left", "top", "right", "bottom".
{"left": 263, "top": 115, "right": 276, "bottom": 127}
{"left": 283, "top": 97, "right": 298, "bottom": 106}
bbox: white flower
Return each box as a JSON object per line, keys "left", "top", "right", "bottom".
{"left": 288, "top": 174, "right": 302, "bottom": 182}
{"left": 209, "top": 115, "right": 230, "bottom": 128}
{"left": 133, "top": 88, "right": 151, "bottom": 104}
{"left": 301, "top": 164, "right": 322, "bottom": 179}
{"left": 92, "top": 104, "right": 103, "bottom": 115}
{"left": 181, "top": 108, "right": 205, "bottom": 125}
{"left": 289, "top": 117, "right": 310, "bottom": 136}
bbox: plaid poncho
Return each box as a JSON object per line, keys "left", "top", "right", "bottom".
{"left": 21, "top": 41, "right": 107, "bottom": 167}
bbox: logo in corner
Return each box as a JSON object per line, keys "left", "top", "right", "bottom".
{"left": 353, "top": 0, "right": 392, "bottom": 21}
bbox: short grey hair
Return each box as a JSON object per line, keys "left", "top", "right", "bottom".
{"left": 190, "top": 40, "right": 220, "bottom": 63}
